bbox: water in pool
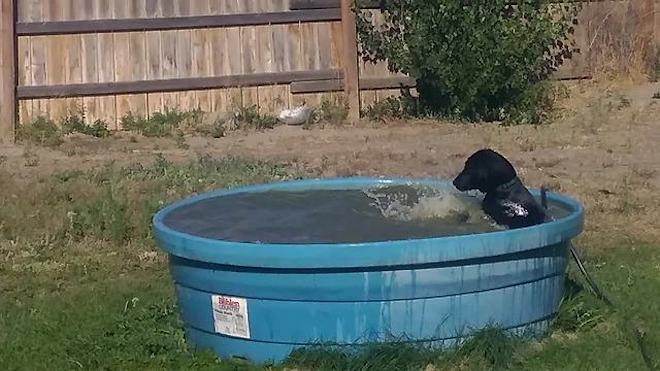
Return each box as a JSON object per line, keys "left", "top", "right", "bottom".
{"left": 163, "top": 185, "right": 568, "bottom": 244}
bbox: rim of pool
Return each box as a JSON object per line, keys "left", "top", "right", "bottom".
{"left": 153, "top": 177, "right": 585, "bottom": 269}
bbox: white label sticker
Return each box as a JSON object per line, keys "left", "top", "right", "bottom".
{"left": 211, "top": 294, "right": 250, "bottom": 339}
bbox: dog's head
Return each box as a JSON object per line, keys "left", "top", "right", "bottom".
{"left": 453, "top": 149, "right": 517, "bottom": 193}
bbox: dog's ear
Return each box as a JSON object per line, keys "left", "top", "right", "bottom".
{"left": 471, "top": 167, "right": 491, "bottom": 193}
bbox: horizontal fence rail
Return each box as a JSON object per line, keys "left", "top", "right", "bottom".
{"left": 17, "top": 70, "right": 344, "bottom": 99}
{"left": 17, "top": 9, "right": 342, "bottom": 36}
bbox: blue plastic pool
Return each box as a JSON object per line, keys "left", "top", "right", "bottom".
{"left": 152, "top": 177, "right": 584, "bottom": 363}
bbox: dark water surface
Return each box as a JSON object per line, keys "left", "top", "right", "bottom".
{"left": 163, "top": 186, "right": 568, "bottom": 244}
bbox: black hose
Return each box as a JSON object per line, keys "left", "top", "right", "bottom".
{"left": 540, "top": 187, "right": 656, "bottom": 370}
{"left": 567, "top": 242, "right": 612, "bottom": 306}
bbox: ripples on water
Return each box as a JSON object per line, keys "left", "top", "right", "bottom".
{"left": 163, "top": 184, "right": 565, "bottom": 244}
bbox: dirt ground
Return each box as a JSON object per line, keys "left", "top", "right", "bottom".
{"left": 2, "top": 79, "right": 659, "bottom": 245}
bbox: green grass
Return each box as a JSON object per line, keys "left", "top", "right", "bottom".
{"left": 119, "top": 105, "right": 278, "bottom": 138}
{"left": 304, "top": 97, "right": 350, "bottom": 128}
{"left": 119, "top": 108, "right": 204, "bottom": 137}
{"left": 361, "top": 95, "right": 422, "bottom": 122}
{"left": 232, "top": 105, "right": 278, "bottom": 130}
{"left": 1, "top": 157, "right": 659, "bottom": 370}
{"left": 17, "top": 111, "right": 111, "bottom": 147}
{"left": 16, "top": 116, "right": 65, "bottom": 147}
{"left": 61, "top": 112, "right": 111, "bottom": 138}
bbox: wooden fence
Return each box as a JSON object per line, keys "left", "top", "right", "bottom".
{"left": 0, "top": 0, "right": 657, "bottom": 142}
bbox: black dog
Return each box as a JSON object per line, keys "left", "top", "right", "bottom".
{"left": 453, "top": 149, "right": 546, "bottom": 229}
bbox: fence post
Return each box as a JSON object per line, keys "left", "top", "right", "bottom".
{"left": 340, "top": 0, "right": 360, "bottom": 121}
{"left": 0, "top": 0, "right": 16, "bottom": 143}
{"left": 653, "top": 0, "right": 659, "bottom": 60}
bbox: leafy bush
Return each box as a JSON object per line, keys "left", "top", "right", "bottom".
{"left": 61, "top": 112, "right": 110, "bottom": 138}
{"left": 362, "top": 94, "right": 421, "bottom": 121}
{"left": 355, "top": 0, "right": 580, "bottom": 123}
{"left": 316, "top": 97, "right": 350, "bottom": 125}
{"left": 233, "top": 105, "right": 278, "bottom": 130}
{"left": 120, "top": 109, "right": 190, "bottom": 137}
{"left": 16, "top": 116, "right": 64, "bottom": 147}
{"left": 17, "top": 112, "right": 111, "bottom": 147}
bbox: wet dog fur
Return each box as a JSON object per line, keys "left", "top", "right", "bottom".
{"left": 453, "top": 149, "right": 546, "bottom": 229}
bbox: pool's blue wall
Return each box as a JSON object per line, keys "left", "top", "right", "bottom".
{"left": 154, "top": 178, "right": 583, "bottom": 363}
{"left": 172, "top": 243, "right": 568, "bottom": 362}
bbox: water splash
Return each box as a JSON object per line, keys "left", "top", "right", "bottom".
{"left": 363, "top": 185, "right": 502, "bottom": 230}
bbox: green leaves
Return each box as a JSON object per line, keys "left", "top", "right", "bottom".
{"left": 355, "top": 0, "right": 581, "bottom": 124}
